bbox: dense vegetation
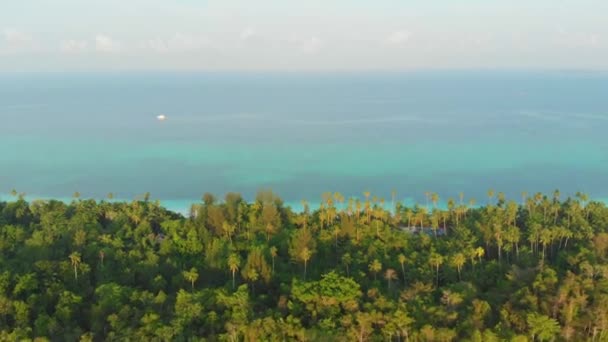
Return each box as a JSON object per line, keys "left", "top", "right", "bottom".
{"left": 1, "top": 189, "right": 608, "bottom": 341}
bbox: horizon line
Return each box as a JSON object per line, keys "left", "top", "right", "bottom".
{"left": 1, "top": 67, "right": 608, "bottom": 74}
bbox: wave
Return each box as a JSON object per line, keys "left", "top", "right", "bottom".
{"left": 164, "top": 113, "right": 446, "bottom": 126}
{"left": 517, "top": 110, "right": 608, "bottom": 123}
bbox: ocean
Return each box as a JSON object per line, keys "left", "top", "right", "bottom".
{"left": 1, "top": 70, "right": 607, "bottom": 212}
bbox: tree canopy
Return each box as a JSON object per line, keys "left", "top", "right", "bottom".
{"left": 0, "top": 190, "right": 607, "bottom": 341}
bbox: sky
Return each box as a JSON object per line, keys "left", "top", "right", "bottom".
{"left": 0, "top": 0, "right": 607, "bottom": 71}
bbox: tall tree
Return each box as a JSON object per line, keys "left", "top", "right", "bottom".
{"left": 398, "top": 254, "right": 407, "bottom": 284}
{"left": 342, "top": 253, "right": 352, "bottom": 277}
{"left": 269, "top": 246, "right": 278, "bottom": 274}
{"left": 183, "top": 268, "right": 199, "bottom": 291}
{"left": 526, "top": 313, "right": 560, "bottom": 341}
{"left": 69, "top": 252, "right": 81, "bottom": 281}
{"left": 228, "top": 254, "right": 240, "bottom": 289}
{"left": 300, "top": 247, "right": 311, "bottom": 280}
{"left": 487, "top": 189, "right": 495, "bottom": 206}
{"left": 369, "top": 259, "right": 382, "bottom": 281}
{"left": 429, "top": 252, "right": 444, "bottom": 286}
{"left": 384, "top": 268, "right": 397, "bottom": 290}
{"left": 450, "top": 253, "right": 466, "bottom": 281}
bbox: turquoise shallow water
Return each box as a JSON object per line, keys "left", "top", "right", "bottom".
{"left": 1, "top": 71, "right": 608, "bottom": 211}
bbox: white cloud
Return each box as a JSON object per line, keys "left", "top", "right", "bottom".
{"left": 553, "top": 29, "right": 602, "bottom": 48}
{"left": 385, "top": 30, "right": 411, "bottom": 46}
{"left": 2, "top": 28, "right": 32, "bottom": 45}
{"left": 299, "top": 36, "right": 322, "bottom": 54}
{"left": 60, "top": 39, "right": 88, "bottom": 54}
{"left": 1, "top": 28, "right": 34, "bottom": 54}
{"left": 146, "top": 33, "right": 209, "bottom": 53}
{"left": 586, "top": 34, "right": 600, "bottom": 47}
{"left": 240, "top": 27, "right": 256, "bottom": 41}
{"left": 95, "top": 34, "right": 121, "bottom": 53}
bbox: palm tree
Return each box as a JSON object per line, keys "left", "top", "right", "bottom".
{"left": 347, "top": 197, "right": 354, "bottom": 215}
{"left": 450, "top": 253, "right": 466, "bottom": 281}
{"left": 398, "top": 254, "right": 407, "bottom": 283}
{"left": 447, "top": 198, "right": 455, "bottom": 215}
{"left": 493, "top": 223, "right": 504, "bottom": 262}
{"left": 384, "top": 268, "right": 397, "bottom": 290}
{"left": 333, "top": 192, "right": 344, "bottom": 208}
{"left": 497, "top": 192, "right": 506, "bottom": 205}
{"left": 228, "top": 254, "right": 240, "bottom": 289}
{"left": 487, "top": 189, "right": 495, "bottom": 206}
{"left": 300, "top": 247, "right": 311, "bottom": 280}
{"left": 342, "top": 253, "right": 352, "bottom": 276}
{"left": 270, "top": 246, "right": 278, "bottom": 273}
{"left": 505, "top": 225, "right": 521, "bottom": 259}
{"left": 99, "top": 250, "right": 105, "bottom": 267}
{"left": 69, "top": 252, "right": 81, "bottom": 281}
{"left": 526, "top": 313, "right": 560, "bottom": 341}
{"left": 265, "top": 223, "right": 276, "bottom": 242}
{"left": 245, "top": 268, "right": 259, "bottom": 294}
{"left": 333, "top": 226, "right": 341, "bottom": 247}
{"left": 578, "top": 192, "right": 590, "bottom": 219}
{"left": 183, "top": 267, "right": 199, "bottom": 291}
{"left": 369, "top": 259, "right": 382, "bottom": 281}
{"left": 391, "top": 189, "right": 397, "bottom": 212}
{"left": 552, "top": 189, "right": 560, "bottom": 202}
{"left": 430, "top": 211, "right": 440, "bottom": 237}
{"left": 222, "top": 222, "right": 235, "bottom": 243}
{"left": 300, "top": 200, "right": 309, "bottom": 228}
{"left": 405, "top": 211, "right": 414, "bottom": 228}
{"left": 475, "top": 246, "right": 485, "bottom": 264}
{"left": 429, "top": 252, "right": 444, "bottom": 286}
{"left": 319, "top": 203, "right": 326, "bottom": 229}
{"left": 431, "top": 193, "right": 439, "bottom": 209}
{"left": 363, "top": 192, "right": 372, "bottom": 224}
{"left": 363, "top": 191, "right": 371, "bottom": 201}
{"left": 540, "top": 228, "right": 553, "bottom": 261}
{"left": 392, "top": 310, "right": 413, "bottom": 342}
{"left": 418, "top": 207, "right": 428, "bottom": 228}
{"left": 373, "top": 207, "right": 385, "bottom": 237}
{"left": 424, "top": 191, "right": 431, "bottom": 210}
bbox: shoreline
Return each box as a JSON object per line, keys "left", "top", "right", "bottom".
{"left": 1, "top": 192, "right": 603, "bottom": 215}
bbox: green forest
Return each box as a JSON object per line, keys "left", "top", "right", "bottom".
{"left": 1, "top": 189, "right": 608, "bottom": 341}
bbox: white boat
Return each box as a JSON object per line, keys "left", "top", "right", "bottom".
{"left": 157, "top": 114, "right": 167, "bottom": 121}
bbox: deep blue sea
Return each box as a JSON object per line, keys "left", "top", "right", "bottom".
{"left": 1, "top": 71, "right": 607, "bottom": 211}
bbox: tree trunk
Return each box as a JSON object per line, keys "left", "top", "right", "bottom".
{"left": 498, "top": 245, "right": 502, "bottom": 263}
{"left": 542, "top": 243, "right": 546, "bottom": 261}
{"left": 436, "top": 265, "right": 440, "bottom": 286}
